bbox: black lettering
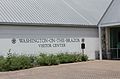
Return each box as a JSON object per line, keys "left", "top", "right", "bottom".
{"left": 19, "top": 39, "right": 25, "bottom": 43}
{"left": 38, "top": 44, "right": 52, "bottom": 47}
{"left": 66, "top": 38, "right": 80, "bottom": 43}
{"left": 48, "top": 38, "right": 55, "bottom": 43}
{"left": 53, "top": 44, "right": 65, "bottom": 47}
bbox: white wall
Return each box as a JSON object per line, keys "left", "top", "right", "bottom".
{"left": 0, "top": 25, "right": 99, "bottom": 59}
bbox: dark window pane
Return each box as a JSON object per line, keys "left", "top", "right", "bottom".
{"left": 111, "top": 49, "right": 117, "bottom": 59}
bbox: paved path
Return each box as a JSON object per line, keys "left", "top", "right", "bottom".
{"left": 0, "top": 60, "right": 120, "bottom": 79}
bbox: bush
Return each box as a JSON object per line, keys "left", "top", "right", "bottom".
{"left": 36, "top": 53, "right": 49, "bottom": 66}
{"left": 49, "top": 54, "right": 60, "bottom": 65}
{"left": 57, "top": 53, "right": 82, "bottom": 63}
{"left": 57, "top": 53, "right": 73, "bottom": 63}
{"left": 2, "top": 53, "right": 32, "bottom": 71}
{"left": 73, "top": 54, "right": 82, "bottom": 62}
{"left": 15, "top": 55, "right": 32, "bottom": 69}
{"left": 29, "top": 55, "right": 37, "bottom": 67}
{"left": 0, "top": 56, "right": 6, "bottom": 71}
{"left": 0, "top": 53, "right": 88, "bottom": 72}
{"left": 36, "top": 53, "right": 59, "bottom": 66}
{"left": 80, "top": 54, "right": 88, "bottom": 61}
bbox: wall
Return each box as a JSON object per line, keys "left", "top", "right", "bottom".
{"left": 0, "top": 25, "right": 99, "bottom": 59}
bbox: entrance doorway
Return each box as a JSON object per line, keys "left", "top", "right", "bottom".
{"left": 110, "top": 28, "right": 120, "bottom": 59}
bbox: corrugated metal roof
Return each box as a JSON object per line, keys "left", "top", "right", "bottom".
{"left": 0, "top": 0, "right": 112, "bottom": 25}
{"left": 100, "top": 0, "right": 120, "bottom": 27}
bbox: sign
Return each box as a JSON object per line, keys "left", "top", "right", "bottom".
{"left": 14, "top": 38, "right": 80, "bottom": 48}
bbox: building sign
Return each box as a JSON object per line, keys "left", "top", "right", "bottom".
{"left": 12, "top": 38, "right": 80, "bottom": 48}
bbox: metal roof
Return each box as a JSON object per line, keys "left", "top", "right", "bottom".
{"left": 99, "top": 0, "right": 120, "bottom": 27}
{"left": 0, "top": 0, "right": 112, "bottom": 26}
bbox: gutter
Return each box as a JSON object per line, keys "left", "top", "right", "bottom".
{"left": 0, "top": 22, "right": 97, "bottom": 28}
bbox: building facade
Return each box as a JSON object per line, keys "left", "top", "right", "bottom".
{"left": 0, "top": 0, "right": 120, "bottom": 59}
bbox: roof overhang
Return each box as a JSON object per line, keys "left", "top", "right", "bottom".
{"left": 0, "top": 22, "right": 97, "bottom": 28}
{"left": 100, "top": 23, "right": 120, "bottom": 27}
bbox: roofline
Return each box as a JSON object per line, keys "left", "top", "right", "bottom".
{"left": 100, "top": 22, "right": 120, "bottom": 27}
{"left": 0, "top": 22, "right": 97, "bottom": 28}
{"left": 97, "top": 0, "right": 114, "bottom": 26}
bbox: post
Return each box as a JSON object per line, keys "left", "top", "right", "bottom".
{"left": 99, "top": 27, "right": 102, "bottom": 60}
{"left": 82, "top": 49, "right": 84, "bottom": 54}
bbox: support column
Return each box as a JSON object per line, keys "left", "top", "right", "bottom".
{"left": 99, "top": 27, "right": 102, "bottom": 60}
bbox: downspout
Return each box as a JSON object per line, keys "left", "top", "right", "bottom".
{"left": 97, "top": 0, "right": 114, "bottom": 60}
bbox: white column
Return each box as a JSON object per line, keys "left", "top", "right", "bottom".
{"left": 99, "top": 27, "right": 102, "bottom": 60}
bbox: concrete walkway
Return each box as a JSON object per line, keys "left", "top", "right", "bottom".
{"left": 0, "top": 60, "right": 120, "bottom": 79}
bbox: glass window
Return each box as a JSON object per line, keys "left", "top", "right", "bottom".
{"left": 110, "top": 29, "right": 117, "bottom": 48}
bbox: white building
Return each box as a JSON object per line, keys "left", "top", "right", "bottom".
{"left": 0, "top": 0, "right": 120, "bottom": 59}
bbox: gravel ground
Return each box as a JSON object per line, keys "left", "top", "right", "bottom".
{"left": 0, "top": 60, "right": 120, "bottom": 79}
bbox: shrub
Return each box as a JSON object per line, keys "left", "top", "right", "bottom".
{"left": 49, "top": 54, "right": 60, "bottom": 65}
{"left": 2, "top": 53, "right": 32, "bottom": 71}
{"left": 57, "top": 53, "right": 68, "bottom": 63}
{"left": 36, "top": 53, "right": 49, "bottom": 66}
{"left": 0, "top": 56, "right": 6, "bottom": 71}
{"left": 57, "top": 53, "right": 80, "bottom": 63}
{"left": 29, "top": 55, "right": 37, "bottom": 67}
{"left": 36, "top": 53, "right": 59, "bottom": 66}
{"left": 80, "top": 54, "right": 88, "bottom": 61}
{"left": 0, "top": 53, "right": 88, "bottom": 72}
{"left": 73, "top": 54, "right": 82, "bottom": 62}
{"left": 16, "top": 55, "right": 32, "bottom": 69}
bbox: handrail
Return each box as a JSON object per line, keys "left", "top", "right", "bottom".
{"left": 110, "top": 48, "right": 120, "bottom": 49}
